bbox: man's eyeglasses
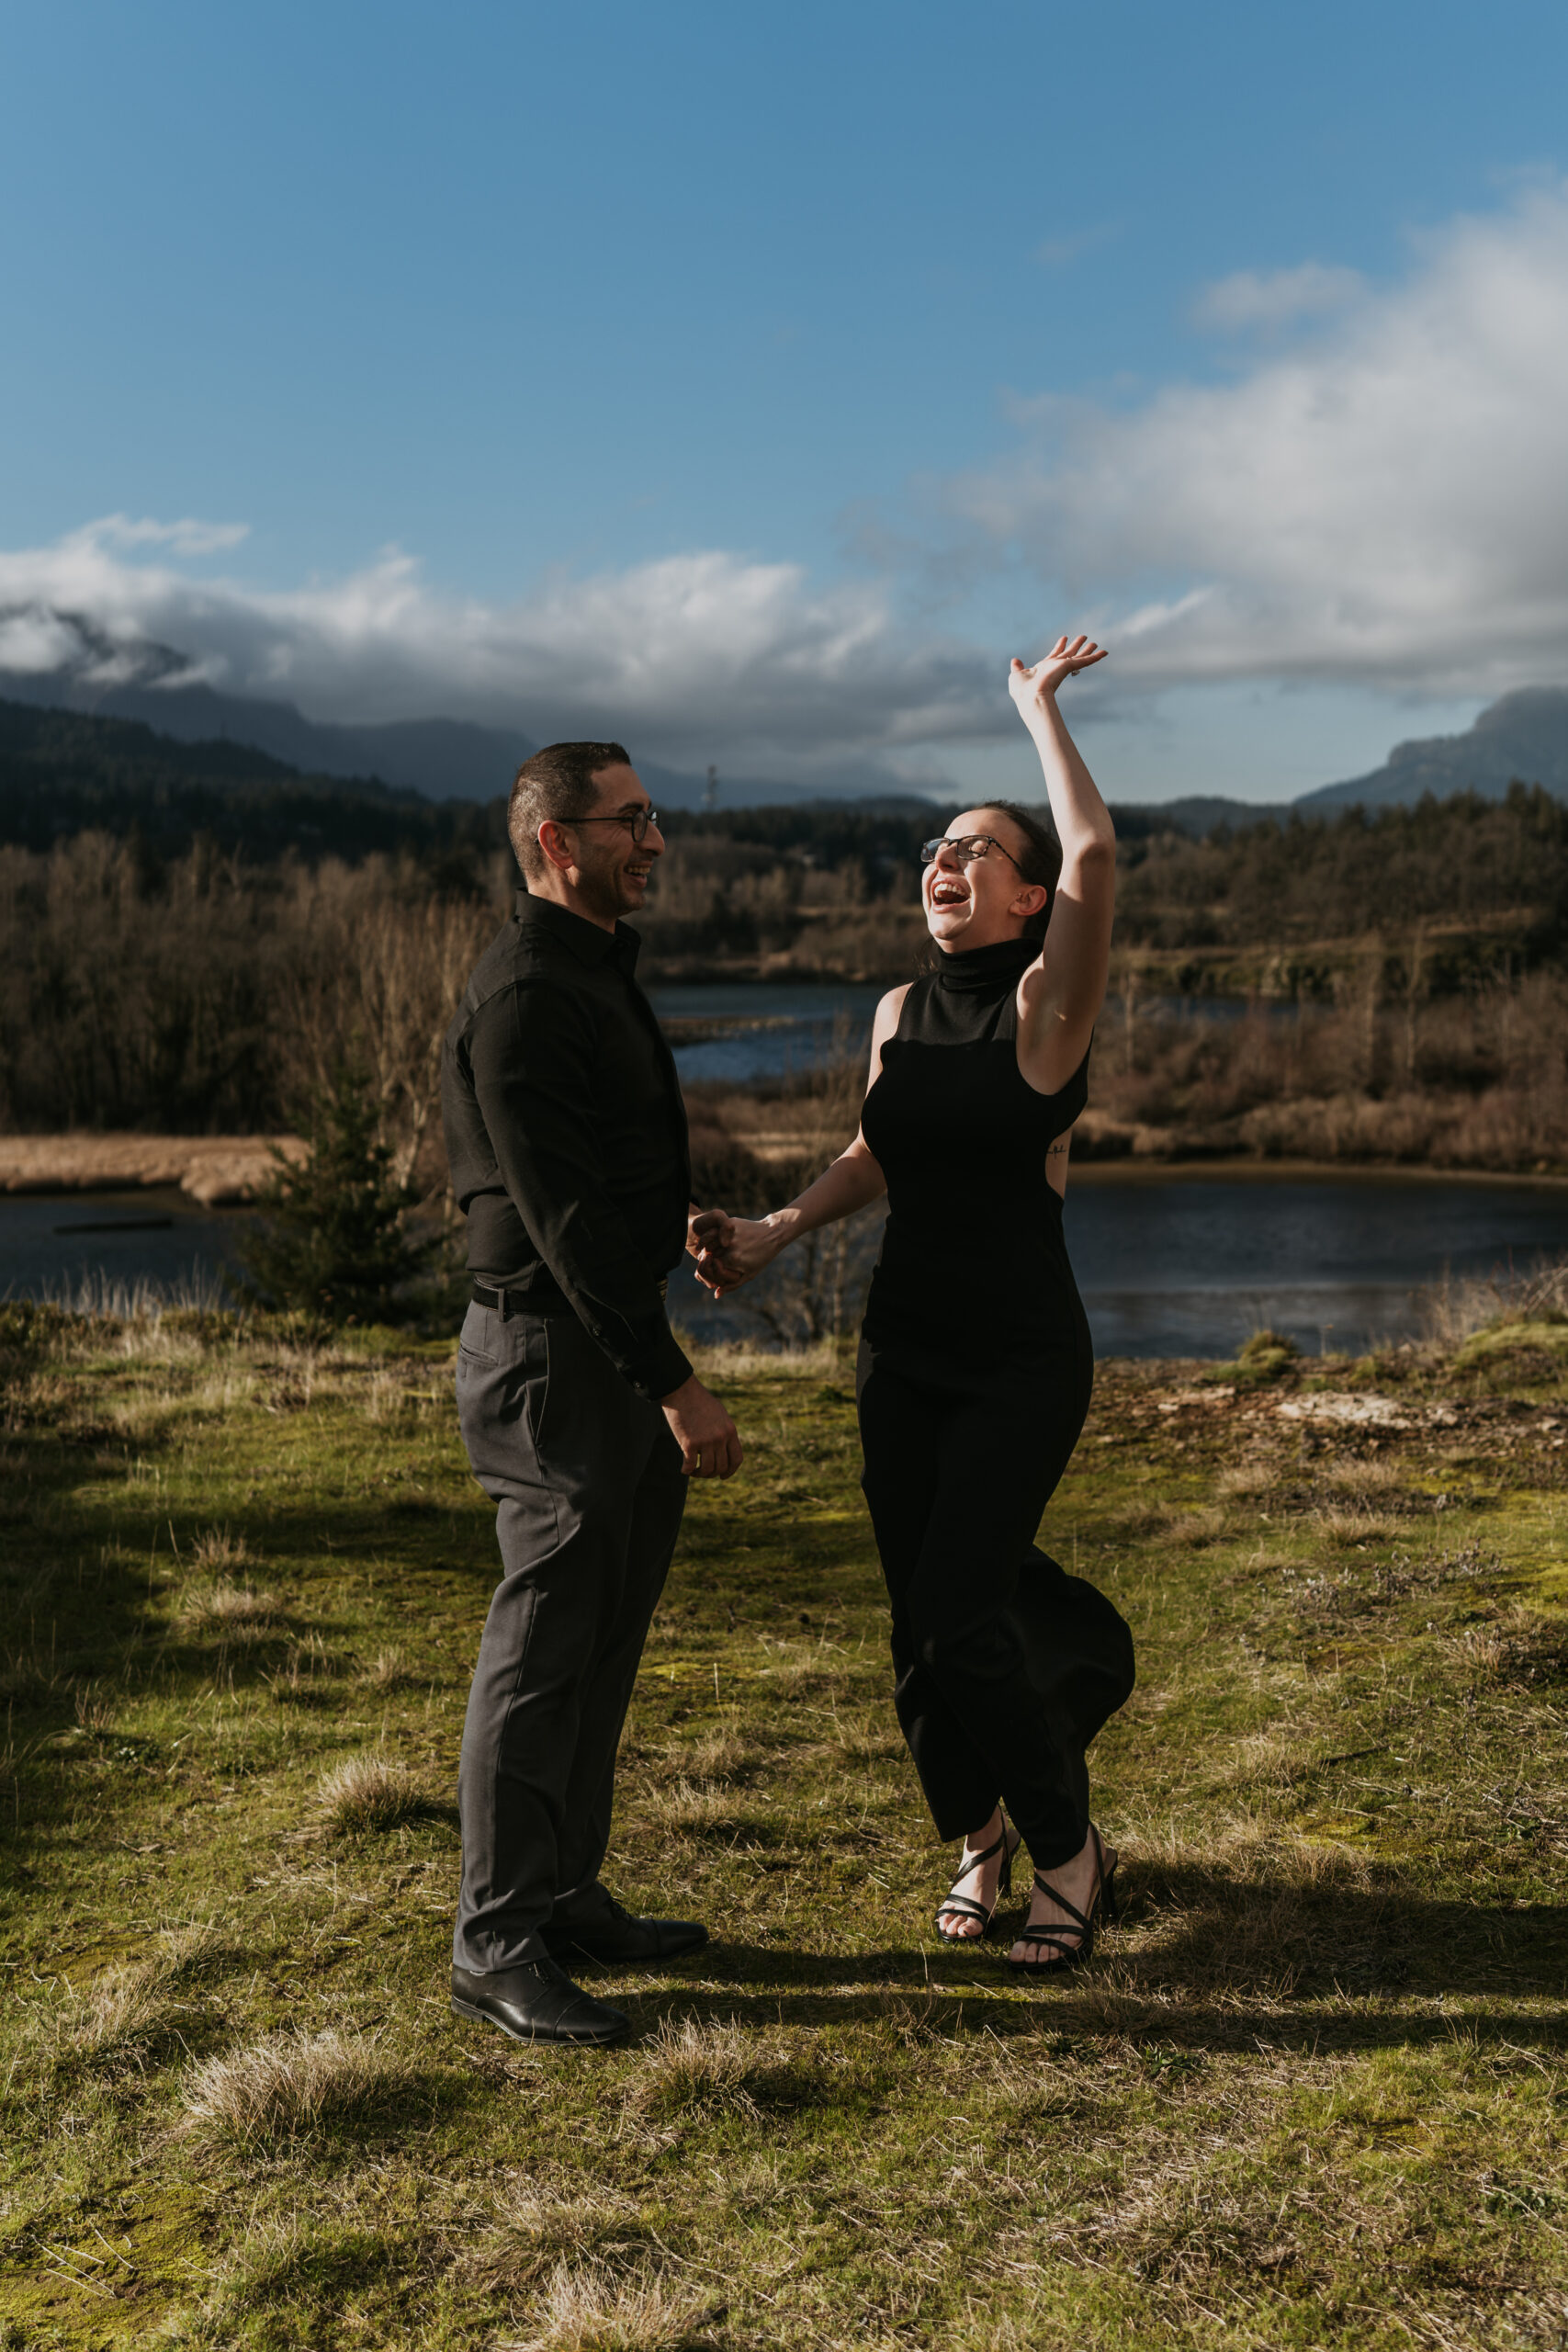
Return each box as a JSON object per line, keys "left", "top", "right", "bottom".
{"left": 570, "top": 808, "right": 660, "bottom": 844}
{"left": 919, "top": 834, "right": 1026, "bottom": 874}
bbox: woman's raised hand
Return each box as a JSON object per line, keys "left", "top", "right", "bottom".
{"left": 1008, "top": 634, "right": 1108, "bottom": 719}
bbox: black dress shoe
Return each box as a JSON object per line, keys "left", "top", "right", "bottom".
{"left": 542, "top": 1897, "right": 708, "bottom": 1966}
{"left": 450, "top": 1958, "right": 630, "bottom": 2047}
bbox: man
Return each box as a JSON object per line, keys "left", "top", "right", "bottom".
{"left": 441, "top": 741, "right": 741, "bottom": 2050}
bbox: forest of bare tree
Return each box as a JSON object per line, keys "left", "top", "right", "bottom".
{"left": 3, "top": 779, "right": 1567, "bottom": 1192}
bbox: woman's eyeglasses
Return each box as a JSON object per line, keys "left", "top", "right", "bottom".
{"left": 919, "top": 834, "right": 1025, "bottom": 873}
{"left": 571, "top": 808, "right": 660, "bottom": 844}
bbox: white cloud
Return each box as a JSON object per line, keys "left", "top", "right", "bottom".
{"left": 953, "top": 182, "right": 1568, "bottom": 696}
{"left": 0, "top": 523, "right": 1002, "bottom": 776}
{"left": 7, "top": 183, "right": 1568, "bottom": 781}
{"left": 79, "top": 514, "right": 253, "bottom": 557}
{"left": 1192, "top": 261, "right": 1364, "bottom": 333}
{"left": 1037, "top": 221, "right": 1121, "bottom": 270}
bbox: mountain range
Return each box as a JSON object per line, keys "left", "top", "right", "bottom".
{"left": 2, "top": 604, "right": 1565, "bottom": 820}
{"left": 0, "top": 608, "right": 836, "bottom": 811}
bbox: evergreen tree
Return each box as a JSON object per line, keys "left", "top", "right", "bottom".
{"left": 237, "top": 1069, "right": 432, "bottom": 1321}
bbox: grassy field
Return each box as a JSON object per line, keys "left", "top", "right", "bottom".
{"left": 1, "top": 1302, "right": 1565, "bottom": 2351}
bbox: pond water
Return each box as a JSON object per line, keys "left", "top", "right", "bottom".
{"left": 6, "top": 1171, "right": 1566, "bottom": 1359}
{"left": 0, "top": 1187, "right": 243, "bottom": 1310}
{"left": 648, "top": 982, "right": 882, "bottom": 1084}
{"left": 662, "top": 1169, "right": 1568, "bottom": 1359}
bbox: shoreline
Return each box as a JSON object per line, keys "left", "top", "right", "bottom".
{"left": 1067, "top": 1155, "right": 1568, "bottom": 1190}
{"left": 5, "top": 1134, "right": 1567, "bottom": 1204}
{"left": 0, "top": 1135, "right": 302, "bottom": 1205}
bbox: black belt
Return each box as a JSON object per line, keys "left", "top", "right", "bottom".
{"left": 471, "top": 1278, "right": 667, "bottom": 1319}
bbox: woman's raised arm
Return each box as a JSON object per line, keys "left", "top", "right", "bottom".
{"left": 1009, "top": 636, "right": 1117, "bottom": 1097}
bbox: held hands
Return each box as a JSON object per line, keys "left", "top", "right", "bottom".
{"left": 1008, "top": 634, "right": 1108, "bottom": 722}
{"left": 691, "top": 1213, "right": 783, "bottom": 1300}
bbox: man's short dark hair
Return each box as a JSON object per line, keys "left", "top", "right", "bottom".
{"left": 508, "top": 741, "right": 633, "bottom": 879}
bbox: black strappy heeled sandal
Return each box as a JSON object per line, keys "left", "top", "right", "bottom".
{"left": 935, "top": 1811, "right": 1022, "bottom": 1943}
{"left": 1006, "top": 1826, "right": 1119, "bottom": 1976}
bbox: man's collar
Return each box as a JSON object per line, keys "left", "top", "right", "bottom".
{"left": 513, "top": 888, "right": 641, "bottom": 974}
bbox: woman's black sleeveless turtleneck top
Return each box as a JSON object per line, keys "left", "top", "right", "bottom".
{"left": 859, "top": 934, "right": 1090, "bottom": 1389}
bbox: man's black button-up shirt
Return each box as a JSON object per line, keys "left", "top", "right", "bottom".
{"left": 440, "top": 890, "right": 694, "bottom": 1400}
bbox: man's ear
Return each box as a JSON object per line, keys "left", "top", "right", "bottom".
{"left": 536, "top": 818, "right": 577, "bottom": 876}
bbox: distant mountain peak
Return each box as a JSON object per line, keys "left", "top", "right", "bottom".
{"left": 0, "top": 603, "right": 199, "bottom": 695}
{"left": 1299, "top": 684, "right": 1568, "bottom": 811}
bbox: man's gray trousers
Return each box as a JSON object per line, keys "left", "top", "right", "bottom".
{"left": 452, "top": 1299, "right": 687, "bottom": 1973}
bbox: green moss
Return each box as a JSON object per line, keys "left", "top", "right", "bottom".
{"left": 1202, "top": 1326, "right": 1303, "bottom": 1385}
{"left": 1455, "top": 1317, "right": 1568, "bottom": 1369}
{"left": 0, "top": 1317, "right": 1564, "bottom": 2348}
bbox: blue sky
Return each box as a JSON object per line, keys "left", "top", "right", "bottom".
{"left": 3, "top": 0, "right": 1567, "bottom": 799}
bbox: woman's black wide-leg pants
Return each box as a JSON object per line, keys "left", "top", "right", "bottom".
{"left": 856, "top": 1344, "right": 1134, "bottom": 1871}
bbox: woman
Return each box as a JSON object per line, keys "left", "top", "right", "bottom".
{"left": 695, "top": 635, "right": 1134, "bottom": 1973}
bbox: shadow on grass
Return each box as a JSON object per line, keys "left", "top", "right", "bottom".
{"left": 600, "top": 1978, "right": 1568, "bottom": 2056}
{"left": 587, "top": 1873, "right": 1568, "bottom": 2037}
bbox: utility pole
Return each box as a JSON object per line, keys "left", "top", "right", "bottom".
{"left": 703, "top": 763, "right": 718, "bottom": 815}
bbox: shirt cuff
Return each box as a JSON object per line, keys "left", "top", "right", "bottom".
{"left": 630, "top": 1323, "right": 694, "bottom": 1403}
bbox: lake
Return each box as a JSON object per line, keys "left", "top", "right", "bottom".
{"left": 7, "top": 1170, "right": 1568, "bottom": 1363}
{"left": 648, "top": 982, "right": 882, "bottom": 1084}
{"left": 663, "top": 1169, "right": 1568, "bottom": 1359}
{"left": 6, "top": 985, "right": 1566, "bottom": 1357}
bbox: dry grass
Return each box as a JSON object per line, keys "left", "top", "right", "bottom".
{"left": 1313, "top": 1456, "right": 1412, "bottom": 1495}
{"left": 182, "top": 2027, "right": 410, "bottom": 2141}
{"left": 8, "top": 1318, "right": 1567, "bottom": 2350}
{"left": 662, "top": 1724, "right": 759, "bottom": 1781}
{"left": 178, "top": 1577, "right": 283, "bottom": 1635}
{"left": 625, "top": 2018, "right": 818, "bottom": 2127}
{"left": 754, "top": 1636, "right": 853, "bottom": 1697}
{"left": 629, "top": 2017, "right": 756, "bottom": 2120}
{"left": 186, "top": 1525, "right": 250, "bottom": 1572}
{"left": 1418, "top": 1252, "right": 1568, "bottom": 1348}
{"left": 1217, "top": 1462, "right": 1284, "bottom": 1500}
{"left": 1165, "top": 1504, "right": 1228, "bottom": 1547}
{"left": 72, "top": 1679, "right": 116, "bottom": 1732}
{"left": 1314, "top": 1506, "right": 1402, "bottom": 1548}
{"left": 361, "top": 1642, "right": 411, "bottom": 1690}
{"left": 638, "top": 1778, "right": 751, "bottom": 1839}
{"left": 317, "top": 1752, "right": 442, "bottom": 1836}
{"left": 501, "top": 2259, "right": 721, "bottom": 2352}
{"left": 266, "top": 1634, "right": 348, "bottom": 1702}
{"left": 827, "top": 1710, "right": 906, "bottom": 1763}
{"left": 482, "top": 2185, "right": 651, "bottom": 2290}
{"left": 64, "top": 1922, "right": 222, "bottom": 2064}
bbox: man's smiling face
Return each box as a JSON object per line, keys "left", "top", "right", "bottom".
{"left": 566, "top": 764, "right": 664, "bottom": 922}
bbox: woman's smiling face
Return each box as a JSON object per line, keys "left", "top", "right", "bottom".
{"left": 921, "top": 806, "right": 1049, "bottom": 950}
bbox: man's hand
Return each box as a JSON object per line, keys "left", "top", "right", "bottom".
{"left": 693, "top": 1214, "right": 783, "bottom": 1297}
{"left": 687, "top": 1206, "right": 735, "bottom": 1261}
{"left": 660, "top": 1374, "right": 743, "bottom": 1478}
